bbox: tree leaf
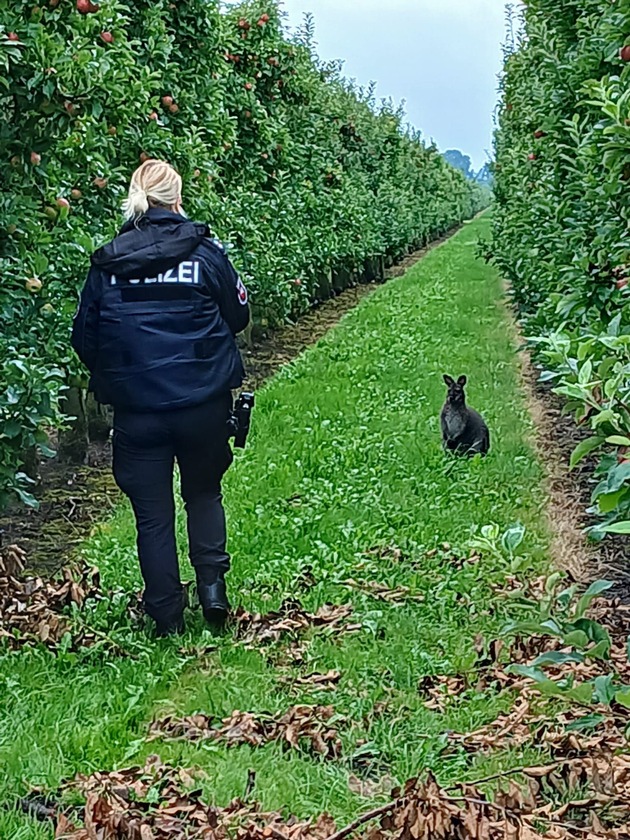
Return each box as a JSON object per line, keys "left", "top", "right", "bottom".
{"left": 615, "top": 689, "right": 630, "bottom": 709}
{"left": 601, "top": 521, "right": 630, "bottom": 534}
{"left": 606, "top": 435, "right": 630, "bottom": 446}
{"left": 531, "top": 651, "right": 585, "bottom": 667}
{"left": 570, "top": 436, "right": 604, "bottom": 468}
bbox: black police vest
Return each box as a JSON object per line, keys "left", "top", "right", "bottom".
{"left": 93, "top": 252, "right": 244, "bottom": 411}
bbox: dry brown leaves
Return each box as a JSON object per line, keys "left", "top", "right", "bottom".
{"left": 451, "top": 696, "right": 629, "bottom": 761}
{"left": 53, "top": 755, "right": 338, "bottom": 840}
{"left": 342, "top": 579, "right": 424, "bottom": 605}
{"left": 43, "top": 756, "right": 630, "bottom": 840}
{"left": 425, "top": 544, "right": 482, "bottom": 571}
{"left": 233, "top": 601, "right": 357, "bottom": 646}
{"left": 364, "top": 767, "right": 630, "bottom": 840}
{"left": 492, "top": 574, "right": 551, "bottom": 601}
{"left": 283, "top": 670, "right": 342, "bottom": 692}
{"left": 149, "top": 705, "right": 343, "bottom": 759}
{"left": 442, "top": 585, "right": 630, "bottom": 834}
{"left": 348, "top": 774, "right": 396, "bottom": 799}
{"left": 0, "top": 545, "right": 101, "bottom": 649}
{"left": 449, "top": 696, "right": 542, "bottom": 753}
{"left": 365, "top": 546, "right": 406, "bottom": 564}
{"left": 418, "top": 675, "right": 469, "bottom": 712}
{"left": 417, "top": 635, "right": 533, "bottom": 713}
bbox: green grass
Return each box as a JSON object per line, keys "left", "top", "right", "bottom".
{"left": 0, "top": 215, "right": 553, "bottom": 836}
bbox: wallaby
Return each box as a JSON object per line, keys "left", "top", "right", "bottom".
{"left": 440, "top": 374, "right": 490, "bottom": 456}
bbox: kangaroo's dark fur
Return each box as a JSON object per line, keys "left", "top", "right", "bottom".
{"left": 440, "top": 374, "right": 490, "bottom": 456}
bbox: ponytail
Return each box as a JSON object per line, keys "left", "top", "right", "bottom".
{"left": 122, "top": 159, "right": 182, "bottom": 220}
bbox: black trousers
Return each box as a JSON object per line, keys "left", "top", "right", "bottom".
{"left": 112, "top": 393, "right": 233, "bottom": 621}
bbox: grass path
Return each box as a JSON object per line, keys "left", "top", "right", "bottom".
{"left": 0, "top": 215, "right": 552, "bottom": 838}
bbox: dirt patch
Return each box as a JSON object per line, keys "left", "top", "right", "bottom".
{"left": 0, "top": 451, "right": 116, "bottom": 574}
{"left": 0, "top": 229, "right": 460, "bottom": 574}
{"left": 517, "top": 350, "right": 596, "bottom": 583}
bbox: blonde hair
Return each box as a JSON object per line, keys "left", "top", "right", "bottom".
{"left": 123, "top": 159, "right": 182, "bottom": 219}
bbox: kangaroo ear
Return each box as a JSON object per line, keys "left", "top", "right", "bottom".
{"left": 443, "top": 374, "right": 455, "bottom": 386}
{"left": 457, "top": 375, "right": 467, "bottom": 387}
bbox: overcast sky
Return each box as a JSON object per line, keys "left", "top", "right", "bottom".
{"left": 279, "top": 0, "right": 509, "bottom": 170}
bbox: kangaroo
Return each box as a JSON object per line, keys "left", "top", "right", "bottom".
{"left": 440, "top": 374, "right": 490, "bottom": 456}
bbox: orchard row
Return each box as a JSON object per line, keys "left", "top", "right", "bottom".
{"left": 492, "top": 0, "right": 630, "bottom": 538}
{"left": 0, "top": 0, "right": 487, "bottom": 507}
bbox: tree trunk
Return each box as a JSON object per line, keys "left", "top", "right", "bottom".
{"left": 86, "top": 394, "right": 112, "bottom": 443}
{"left": 57, "top": 387, "right": 89, "bottom": 464}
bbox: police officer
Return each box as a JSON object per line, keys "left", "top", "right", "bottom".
{"left": 72, "top": 159, "right": 250, "bottom": 637}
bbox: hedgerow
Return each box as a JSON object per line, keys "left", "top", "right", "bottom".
{"left": 493, "top": 0, "right": 630, "bottom": 538}
{"left": 0, "top": 0, "right": 486, "bottom": 507}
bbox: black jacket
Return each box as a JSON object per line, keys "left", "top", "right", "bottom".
{"left": 71, "top": 208, "right": 250, "bottom": 411}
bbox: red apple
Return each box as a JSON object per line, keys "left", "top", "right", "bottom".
{"left": 238, "top": 18, "right": 250, "bottom": 29}
{"left": 107, "top": 125, "right": 117, "bottom": 135}
{"left": 49, "top": 0, "right": 60, "bottom": 7}
{"left": 528, "top": 153, "right": 537, "bottom": 161}
{"left": 64, "top": 100, "right": 76, "bottom": 115}
{"left": 71, "top": 189, "right": 82, "bottom": 199}
{"left": 193, "top": 169, "right": 201, "bottom": 177}
{"left": 149, "top": 110, "right": 159, "bottom": 120}
{"left": 258, "top": 13, "right": 270, "bottom": 25}
{"left": 93, "top": 176, "right": 108, "bottom": 188}
{"left": 616, "top": 278, "right": 628, "bottom": 290}
{"left": 7, "top": 32, "right": 19, "bottom": 41}
{"left": 161, "top": 95, "right": 173, "bottom": 107}
{"left": 244, "top": 110, "right": 251, "bottom": 118}
{"left": 168, "top": 103, "right": 179, "bottom": 114}
{"left": 620, "top": 45, "right": 630, "bottom": 62}
{"left": 25, "top": 277, "right": 42, "bottom": 293}
{"left": 100, "top": 31, "right": 114, "bottom": 44}
{"left": 245, "top": 82, "right": 253, "bottom": 91}
{"left": 56, "top": 197, "right": 70, "bottom": 210}
{"left": 139, "top": 152, "right": 150, "bottom": 163}
{"left": 534, "top": 130, "right": 545, "bottom": 138}
{"left": 77, "top": 0, "right": 99, "bottom": 13}
{"left": 30, "top": 151, "right": 41, "bottom": 165}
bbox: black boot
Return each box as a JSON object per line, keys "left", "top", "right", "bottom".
{"left": 150, "top": 591, "right": 186, "bottom": 638}
{"left": 154, "top": 613, "right": 185, "bottom": 638}
{"left": 196, "top": 573, "right": 230, "bottom": 628}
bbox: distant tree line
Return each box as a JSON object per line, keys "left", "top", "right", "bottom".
{"left": 443, "top": 150, "right": 493, "bottom": 187}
